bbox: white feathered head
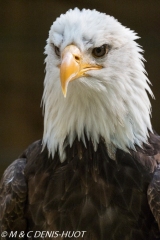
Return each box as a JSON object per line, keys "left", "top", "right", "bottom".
{"left": 42, "top": 8, "right": 153, "bottom": 161}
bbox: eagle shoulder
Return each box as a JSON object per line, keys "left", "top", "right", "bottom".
{"left": 148, "top": 164, "right": 160, "bottom": 230}
{"left": 0, "top": 140, "right": 42, "bottom": 238}
{"left": 147, "top": 132, "right": 160, "bottom": 230}
{"left": 0, "top": 157, "right": 27, "bottom": 236}
{"left": 133, "top": 131, "right": 160, "bottom": 231}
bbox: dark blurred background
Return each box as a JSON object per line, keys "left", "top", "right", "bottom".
{"left": 0, "top": 0, "right": 160, "bottom": 178}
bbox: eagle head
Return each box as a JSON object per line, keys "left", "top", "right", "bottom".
{"left": 42, "top": 8, "right": 153, "bottom": 161}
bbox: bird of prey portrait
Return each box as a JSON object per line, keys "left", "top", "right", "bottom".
{"left": 1, "top": 8, "right": 160, "bottom": 240}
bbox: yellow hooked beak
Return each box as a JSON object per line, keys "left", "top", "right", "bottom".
{"left": 60, "top": 45, "right": 102, "bottom": 97}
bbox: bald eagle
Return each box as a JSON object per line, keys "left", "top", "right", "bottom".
{"left": 1, "top": 8, "right": 160, "bottom": 240}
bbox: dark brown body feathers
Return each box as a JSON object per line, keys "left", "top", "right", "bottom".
{"left": 1, "top": 133, "right": 160, "bottom": 239}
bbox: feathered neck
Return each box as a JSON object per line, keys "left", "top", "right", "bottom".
{"left": 42, "top": 67, "right": 153, "bottom": 162}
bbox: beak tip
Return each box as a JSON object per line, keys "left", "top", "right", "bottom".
{"left": 61, "top": 81, "right": 68, "bottom": 98}
{"left": 62, "top": 89, "right": 67, "bottom": 98}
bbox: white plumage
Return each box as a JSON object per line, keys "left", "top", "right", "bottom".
{"left": 42, "top": 8, "right": 153, "bottom": 162}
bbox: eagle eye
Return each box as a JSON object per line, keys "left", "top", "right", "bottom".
{"left": 54, "top": 46, "right": 60, "bottom": 57}
{"left": 92, "top": 44, "right": 109, "bottom": 58}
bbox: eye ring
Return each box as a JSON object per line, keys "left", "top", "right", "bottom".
{"left": 92, "top": 44, "right": 109, "bottom": 58}
{"left": 54, "top": 45, "right": 60, "bottom": 57}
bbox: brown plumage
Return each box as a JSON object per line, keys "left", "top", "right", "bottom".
{"left": 1, "top": 132, "right": 160, "bottom": 239}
